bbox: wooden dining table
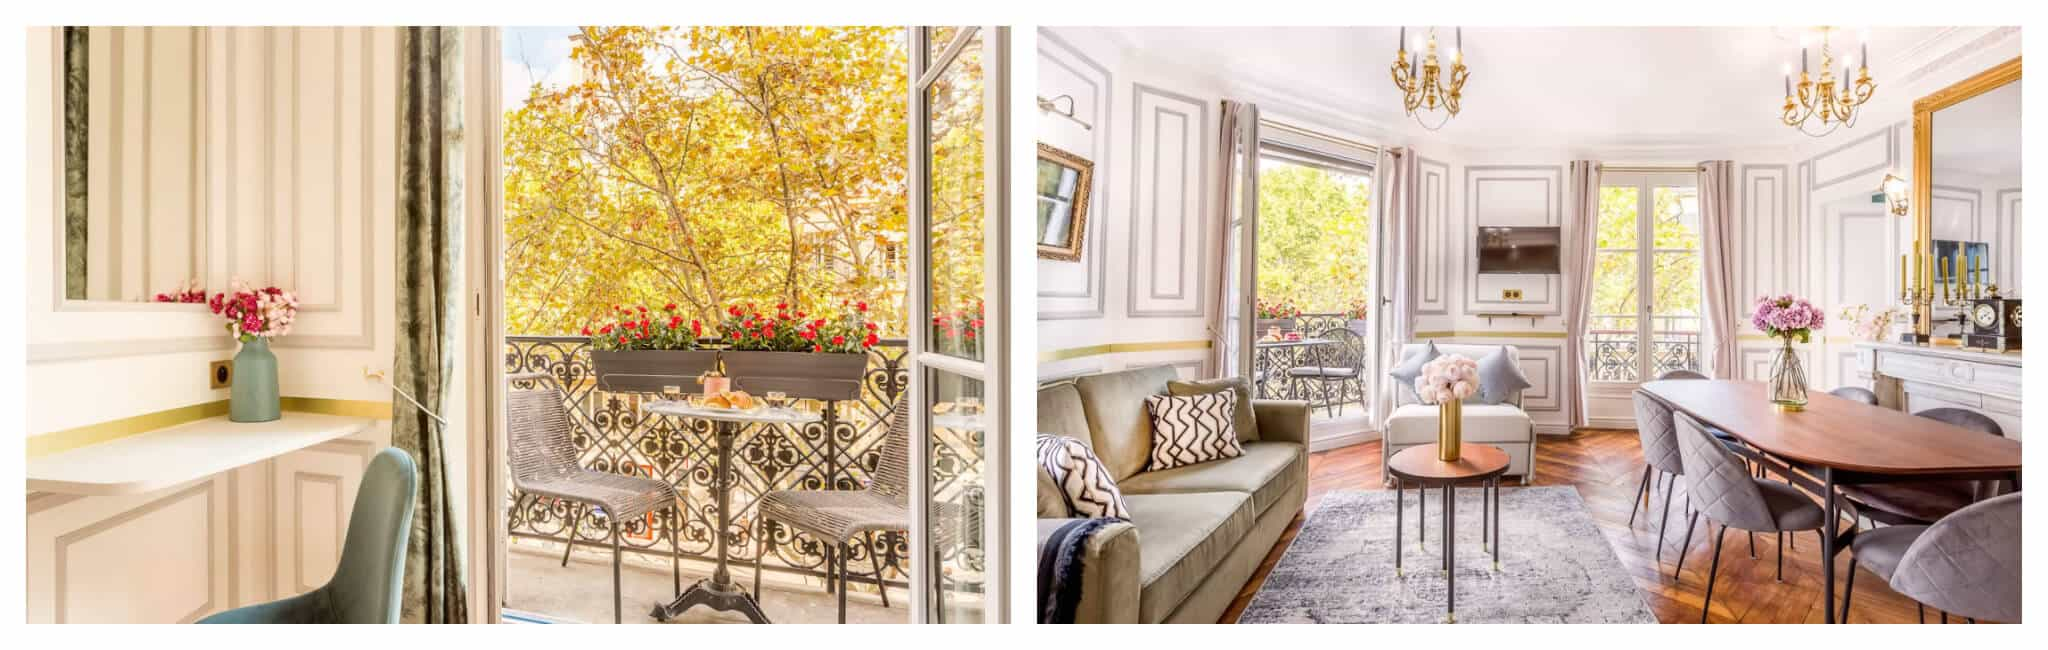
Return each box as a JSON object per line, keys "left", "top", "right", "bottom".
{"left": 1638, "top": 379, "right": 2021, "bottom": 623}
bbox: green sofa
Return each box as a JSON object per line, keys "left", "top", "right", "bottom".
{"left": 1035, "top": 365, "right": 1310, "bottom": 623}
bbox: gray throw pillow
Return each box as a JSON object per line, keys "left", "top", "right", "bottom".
{"left": 1473, "top": 345, "right": 1532, "bottom": 405}
{"left": 1167, "top": 376, "right": 1259, "bottom": 441}
{"left": 1386, "top": 341, "right": 1441, "bottom": 403}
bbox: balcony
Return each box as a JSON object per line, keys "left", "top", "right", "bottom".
{"left": 1253, "top": 312, "right": 1371, "bottom": 420}
{"left": 1584, "top": 316, "right": 1702, "bottom": 383}
{"left": 501, "top": 336, "right": 983, "bottom": 624}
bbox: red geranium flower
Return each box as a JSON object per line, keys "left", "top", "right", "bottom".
{"left": 831, "top": 335, "right": 846, "bottom": 346}
{"left": 664, "top": 302, "right": 677, "bottom": 311}
{"left": 582, "top": 326, "right": 593, "bottom": 336}
{"left": 691, "top": 320, "right": 703, "bottom": 336}
{"left": 813, "top": 344, "right": 823, "bottom": 352}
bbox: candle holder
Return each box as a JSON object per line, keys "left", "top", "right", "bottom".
{"left": 1898, "top": 285, "right": 1934, "bottom": 344}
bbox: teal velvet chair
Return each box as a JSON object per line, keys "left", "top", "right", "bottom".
{"left": 200, "top": 447, "right": 418, "bottom": 623}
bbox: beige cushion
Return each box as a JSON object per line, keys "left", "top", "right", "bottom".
{"left": 1036, "top": 465, "right": 1070, "bottom": 518}
{"left": 1118, "top": 441, "right": 1304, "bottom": 516}
{"left": 1384, "top": 402, "right": 1533, "bottom": 445}
{"left": 1124, "top": 491, "right": 1255, "bottom": 624}
{"left": 1074, "top": 366, "right": 1181, "bottom": 481}
{"left": 1037, "top": 381, "right": 1092, "bottom": 449}
{"left": 1167, "top": 377, "right": 1260, "bottom": 441}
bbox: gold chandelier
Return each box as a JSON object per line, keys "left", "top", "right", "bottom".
{"left": 1781, "top": 27, "right": 1877, "bottom": 137}
{"left": 1390, "top": 27, "right": 1468, "bottom": 131}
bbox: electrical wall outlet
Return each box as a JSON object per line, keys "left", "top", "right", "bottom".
{"left": 210, "top": 360, "right": 234, "bottom": 389}
{"left": 1502, "top": 289, "right": 1524, "bottom": 300}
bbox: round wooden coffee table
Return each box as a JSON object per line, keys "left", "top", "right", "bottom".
{"left": 1387, "top": 443, "right": 1509, "bottom": 623}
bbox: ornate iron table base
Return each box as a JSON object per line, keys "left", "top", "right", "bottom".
{"left": 651, "top": 576, "right": 770, "bottom": 623}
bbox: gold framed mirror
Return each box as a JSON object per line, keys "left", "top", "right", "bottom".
{"left": 1035, "top": 142, "right": 1093, "bottom": 261}
{"left": 1909, "top": 57, "right": 2020, "bottom": 342}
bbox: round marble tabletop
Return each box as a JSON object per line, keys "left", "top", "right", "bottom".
{"left": 643, "top": 399, "right": 822, "bottom": 425}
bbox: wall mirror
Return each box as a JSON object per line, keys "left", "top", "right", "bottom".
{"left": 1912, "top": 57, "right": 2020, "bottom": 338}
{"left": 58, "top": 27, "right": 210, "bottom": 307}
{"left": 1035, "top": 142, "right": 1092, "bottom": 261}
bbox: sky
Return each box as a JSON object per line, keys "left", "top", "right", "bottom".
{"left": 501, "top": 26, "right": 579, "bottom": 110}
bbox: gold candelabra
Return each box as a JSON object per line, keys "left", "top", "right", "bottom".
{"left": 1390, "top": 26, "right": 1469, "bottom": 131}
{"left": 1781, "top": 27, "right": 1877, "bottom": 137}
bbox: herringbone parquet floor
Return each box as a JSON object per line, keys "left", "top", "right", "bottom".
{"left": 1218, "top": 430, "right": 1937, "bottom": 624}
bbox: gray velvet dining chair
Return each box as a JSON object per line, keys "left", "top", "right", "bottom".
{"left": 198, "top": 448, "right": 417, "bottom": 624}
{"left": 1828, "top": 385, "right": 1880, "bottom": 405}
{"left": 1629, "top": 390, "right": 1690, "bottom": 566}
{"left": 1842, "top": 408, "right": 2005, "bottom": 526}
{"left": 1840, "top": 491, "right": 2022, "bottom": 623}
{"left": 1671, "top": 411, "right": 1827, "bottom": 623}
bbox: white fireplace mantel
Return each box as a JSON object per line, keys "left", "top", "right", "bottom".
{"left": 1853, "top": 342, "right": 2022, "bottom": 439}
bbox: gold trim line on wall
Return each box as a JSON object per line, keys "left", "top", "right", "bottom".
{"left": 27, "top": 397, "right": 395, "bottom": 459}
{"left": 1039, "top": 339, "right": 1212, "bottom": 363}
{"left": 1414, "top": 330, "right": 1570, "bottom": 339}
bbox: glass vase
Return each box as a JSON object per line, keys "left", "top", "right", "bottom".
{"left": 1767, "top": 338, "right": 1808, "bottom": 412}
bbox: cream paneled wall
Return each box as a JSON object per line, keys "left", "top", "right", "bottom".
{"left": 1037, "top": 28, "right": 1217, "bottom": 381}
{"left": 25, "top": 27, "right": 402, "bottom": 623}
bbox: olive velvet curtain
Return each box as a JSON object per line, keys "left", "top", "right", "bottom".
{"left": 393, "top": 25, "right": 468, "bottom": 624}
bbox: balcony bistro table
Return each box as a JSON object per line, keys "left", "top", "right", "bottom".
{"left": 1387, "top": 443, "right": 1508, "bottom": 624}
{"left": 1253, "top": 337, "right": 1333, "bottom": 399}
{"left": 1638, "top": 379, "right": 2021, "bottom": 624}
{"left": 643, "top": 400, "right": 821, "bottom": 624}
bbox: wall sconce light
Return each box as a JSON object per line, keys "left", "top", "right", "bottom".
{"left": 1036, "top": 94, "right": 1093, "bottom": 130}
{"left": 1880, "top": 173, "right": 1910, "bottom": 217}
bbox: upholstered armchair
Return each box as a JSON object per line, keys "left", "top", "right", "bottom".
{"left": 1380, "top": 343, "right": 1537, "bottom": 483}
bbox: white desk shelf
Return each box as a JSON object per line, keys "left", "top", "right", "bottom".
{"left": 27, "top": 413, "right": 375, "bottom": 496}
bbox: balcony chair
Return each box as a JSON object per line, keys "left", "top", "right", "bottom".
{"left": 506, "top": 371, "right": 682, "bottom": 624}
{"left": 1841, "top": 491, "right": 2021, "bottom": 623}
{"left": 1286, "top": 327, "right": 1366, "bottom": 418}
{"left": 754, "top": 400, "right": 910, "bottom": 624}
{"left": 1671, "top": 411, "right": 1827, "bottom": 623}
{"left": 199, "top": 448, "right": 417, "bottom": 623}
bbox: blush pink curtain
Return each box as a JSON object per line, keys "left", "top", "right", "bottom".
{"left": 1697, "top": 161, "right": 1740, "bottom": 379}
{"left": 1561, "top": 161, "right": 1601, "bottom": 428}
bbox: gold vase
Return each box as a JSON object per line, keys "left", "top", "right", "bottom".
{"left": 1437, "top": 398, "right": 1463, "bottom": 461}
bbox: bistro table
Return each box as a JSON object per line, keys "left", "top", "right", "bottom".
{"left": 1387, "top": 443, "right": 1509, "bottom": 624}
{"left": 1252, "top": 337, "right": 1333, "bottom": 399}
{"left": 1637, "top": 379, "right": 2021, "bottom": 624}
{"left": 643, "top": 400, "right": 821, "bottom": 624}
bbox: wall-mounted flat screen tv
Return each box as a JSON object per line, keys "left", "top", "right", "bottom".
{"left": 1476, "top": 226, "right": 1561, "bottom": 274}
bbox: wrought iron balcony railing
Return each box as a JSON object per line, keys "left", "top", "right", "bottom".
{"left": 504, "top": 335, "right": 954, "bottom": 590}
{"left": 1584, "top": 329, "right": 1701, "bottom": 383}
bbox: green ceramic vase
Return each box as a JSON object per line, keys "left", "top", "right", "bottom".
{"left": 231, "top": 337, "right": 281, "bottom": 423}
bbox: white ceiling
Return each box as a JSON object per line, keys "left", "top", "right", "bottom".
{"left": 1084, "top": 26, "right": 1983, "bottom": 151}
{"left": 1932, "top": 80, "right": 2022, "bottom": 179}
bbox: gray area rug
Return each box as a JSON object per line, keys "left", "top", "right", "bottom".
{"left": 1239, "top": 486, "right": 1656, "bottom": 623}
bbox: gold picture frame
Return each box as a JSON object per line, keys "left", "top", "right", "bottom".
{"left": 1910, "top": 57, "right": 2020, "bottom": 338}
{"left": 1035, "top": 142, "right": 1093, "bottom": 262}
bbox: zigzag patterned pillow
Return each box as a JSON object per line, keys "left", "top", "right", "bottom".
{"left": 1144, "top": 391, "right": 1244, "bottom": 471}
{"left": 1035, "top": 434, "right": 1131, "bottom": 520}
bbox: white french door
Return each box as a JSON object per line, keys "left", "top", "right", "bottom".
{"left": 907, "top": 25, "right": 1008, "bottom": 624}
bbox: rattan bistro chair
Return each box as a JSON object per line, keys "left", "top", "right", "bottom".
{"left": 754, "top": 400, "right": 912, "bottom": 624}
{"left": 507, "top": 372, "right": 683, "bottom": 624}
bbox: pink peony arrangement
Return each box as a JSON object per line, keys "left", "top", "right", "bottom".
{"left": 209, "top": 279, "right": 300, "bottom": 342}
{"left": 1415, "top": 354, "right": 1480, "bottom": 404}
{"left": 1753, "top": 294, "right": 1825, "bottom": 343}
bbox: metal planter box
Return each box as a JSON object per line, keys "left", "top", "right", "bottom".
{"left": 720, "top": 350, "right": 867, "bottom": 401}
{"left": 589, "top": 349, "right": 721, "bottom": 394}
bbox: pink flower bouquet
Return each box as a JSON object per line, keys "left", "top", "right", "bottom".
{"left": 209, "top": 280, "right": 301, "bottom": 342}
{"left": 1415, "top": 354, "right": 1480, "bottom": 404}
{"left": 1752, "top": 294, "right": 1825, "bottom": 343}
{"left": 1838, "top": 303, "right": 1902, "bottom": 342}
